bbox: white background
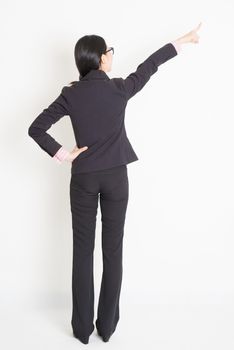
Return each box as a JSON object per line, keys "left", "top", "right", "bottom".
{"left": 1, "top": 0, "right": 234, "bottom": 349}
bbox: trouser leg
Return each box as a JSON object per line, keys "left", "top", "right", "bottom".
{"left": 96, "top": 166, "right": 129, "bottom": 339}
{"left": 69, "top": 174, "right": 99, "bottom": 344}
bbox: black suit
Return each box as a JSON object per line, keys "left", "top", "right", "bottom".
{"left": 28, "top": 42, "right": 178, "bottom": 344}
{"left": 28, "top": 42, "right": 178, "bottom": 174}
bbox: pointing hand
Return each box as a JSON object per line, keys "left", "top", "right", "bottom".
{"left": 175, "top": 22, "right": 202, "bottom": 45}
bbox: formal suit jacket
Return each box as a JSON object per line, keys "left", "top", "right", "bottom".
{"left": 28, "top": 42, "right": 178, "bottom": 174}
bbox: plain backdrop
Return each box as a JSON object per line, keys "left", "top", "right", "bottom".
{"left": 1, "top": 0, "right": 234, "bottom": 349}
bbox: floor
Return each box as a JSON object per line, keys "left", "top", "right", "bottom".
{"left": 1, "top": 293, "right": 234, "bottom": 349}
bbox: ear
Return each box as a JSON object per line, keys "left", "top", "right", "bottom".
{"left": 100, "top": 53, "right": 106, "bottom": 65}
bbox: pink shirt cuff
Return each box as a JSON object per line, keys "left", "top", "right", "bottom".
{"left": 53, "top": 146, "right": 70, "bottom": 164}
{"left": 170, "top": 40, "right": 182, "bottom": 54}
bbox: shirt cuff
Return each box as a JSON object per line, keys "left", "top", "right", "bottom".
{"left": 53, "top": 146, "right": 70, "bottom": 164}
{"left": 170, "top": 40, "right": 182, "bottom": 54}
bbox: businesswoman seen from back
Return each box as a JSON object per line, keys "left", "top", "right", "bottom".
{"left": 28, "top": 22, "right": 201, "bottom": 344}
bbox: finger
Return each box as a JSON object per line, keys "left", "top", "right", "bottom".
{"left": 79, "top": 146, "right": 88, "bottom": 153}
{"left": 195, "top": 22, "right": 202, "bottom": 32}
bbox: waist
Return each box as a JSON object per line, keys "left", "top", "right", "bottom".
{"left": 74, "top": 164, "right": 127, "bottom": 175}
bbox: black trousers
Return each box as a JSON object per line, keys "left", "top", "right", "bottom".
{"left": 69, "top": 164, "right": 129, "bottom": 344}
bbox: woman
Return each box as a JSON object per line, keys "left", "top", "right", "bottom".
{"left": 28, "top": 22, "right": 201, "bottom": 344}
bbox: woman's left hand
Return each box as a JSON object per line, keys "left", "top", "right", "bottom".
{"left": 175, "top": 22, "right": 202, "bottom": 45}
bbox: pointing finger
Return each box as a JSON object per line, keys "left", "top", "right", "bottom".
{"left": 195, "top": 22, "right": 202, "bottom": 32}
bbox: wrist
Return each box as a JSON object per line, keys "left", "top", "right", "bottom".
{"left": 64, "top": 152, "right": 73, "bottom": 162}
{"left": 53, "top": 146, "right": 70, "bottom": 163}
{"left": 175, "top": 37, "right": 186, "bottom": 45}
{"left": 171, "top": 40, "right": 182, "bottom": 54}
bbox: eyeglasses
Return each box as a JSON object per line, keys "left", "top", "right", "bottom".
{"left": 105, "top": 47, "right": 114, "bottom": 55}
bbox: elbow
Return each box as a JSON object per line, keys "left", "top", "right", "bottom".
{"left": 28, "top": 125, "right": 34, "bottom": 138}
{"left": 28, "top": 124, "right": 38, "bottom": 140}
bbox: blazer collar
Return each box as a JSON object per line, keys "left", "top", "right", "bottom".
{"left": 80, "top": 69, "right": 110, "bottom": 81}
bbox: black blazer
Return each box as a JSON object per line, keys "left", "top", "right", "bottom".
{"left": 28, "top": 42, "right": 178, "bottom": 174}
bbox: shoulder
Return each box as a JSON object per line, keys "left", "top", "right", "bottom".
{"left": 110, "top": 77, "right": 124, "bottom": 87}
{"left": 61, "top": 81, "right": 78, "bottom": 95}
{"left": 109, "top": 77, "right": 126, "bottom": 94}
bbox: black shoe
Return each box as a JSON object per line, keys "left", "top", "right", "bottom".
{"left": 73, "top": 330, "right": 89, "bottom": 344}
{"left": 96, "top": 328, "right": 110, "bottom": 342}
{"left": 72, "top": 324, "right": 94, "bottom": 344}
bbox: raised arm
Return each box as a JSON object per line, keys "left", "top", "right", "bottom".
{"left": 122, "top": 22, "right": 202, "bottom": 100}
{"left": 122, "top": 42, "right": 179, "bottom": 100}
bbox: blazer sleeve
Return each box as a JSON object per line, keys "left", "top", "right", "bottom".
{"left": 28, "top": 86, "right": 70, "bottom": 157}
{"left": 122, "top": 42, "right": 178, "bottom": 100}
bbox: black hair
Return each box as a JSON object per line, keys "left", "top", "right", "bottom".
{"left": 69, "top": 34, "right": 107, "bottom": 85}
